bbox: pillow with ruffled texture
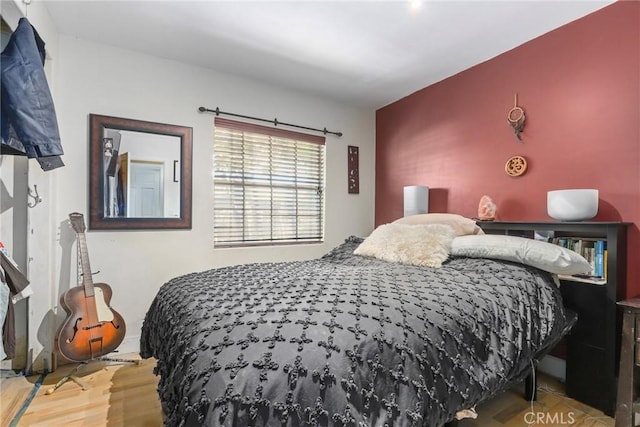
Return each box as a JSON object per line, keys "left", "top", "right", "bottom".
{"left": 451, "top": 234, "right": 592, "bottom": 275}
{"left": 393, "top": 213, "right": 484, "bottom": 236}
{"left": 354, "top": 223, "right": 457, "bottom": 267}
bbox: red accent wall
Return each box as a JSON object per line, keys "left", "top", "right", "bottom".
{"left": 375, "top": 1, "right": 640, "bottom": 297}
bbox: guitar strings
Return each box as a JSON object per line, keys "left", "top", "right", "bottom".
{"left": 77, "top": 234, "right": 95, "bottom": 360}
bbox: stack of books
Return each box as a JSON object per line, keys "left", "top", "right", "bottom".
{"left": 553, "top": 237, "right": 607, "bottom": 284}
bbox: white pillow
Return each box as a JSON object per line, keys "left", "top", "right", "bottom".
{"left": 354, "top": 223, "right": 456, "bottom": 267}
{"left": 451, "top": 235, "right": 592, "bottom": 275}
{"left": 393, "top": 213, "right": 484, "bottom": 236}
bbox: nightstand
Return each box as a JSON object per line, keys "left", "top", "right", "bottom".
{"left": 615, "top": 297, "right": 640, "bottom": 427}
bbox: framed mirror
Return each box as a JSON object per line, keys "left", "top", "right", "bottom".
{"left": 89, "top": 114, "right": 192, "bottom": 229}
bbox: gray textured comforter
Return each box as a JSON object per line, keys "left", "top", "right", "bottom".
{"left": 140, "top": 237, "right": 571, "bottom": 426}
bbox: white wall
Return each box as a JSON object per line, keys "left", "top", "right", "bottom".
{"left": 0, "top": 0, "right": 61, "bottom": 373}
{"left": 49, "top": 36, "right": 375, "bottom": 359}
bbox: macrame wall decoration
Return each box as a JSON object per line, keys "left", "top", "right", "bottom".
{"left": 507, "top": 93, "right": 525, "bottom": 141}
{"left": 503, "top": 94, "right": 527, "bottom": 178}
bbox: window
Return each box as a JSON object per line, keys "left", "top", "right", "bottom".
{"left": 213, "top": 118, "right": 325, "bottom": 246}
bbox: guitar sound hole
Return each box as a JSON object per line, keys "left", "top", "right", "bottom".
{"left": 66, "top": 317, "right": 83, "bottom": 343}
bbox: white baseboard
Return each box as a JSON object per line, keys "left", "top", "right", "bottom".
{"left": 116, "top": 335, "right": 141, "bottom": 356}
{"left": 538, "top": 354, "right": 566, "bottom": 382}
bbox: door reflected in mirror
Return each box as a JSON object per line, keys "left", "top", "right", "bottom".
{"left": 102, "top": 130, "right": 180, "bottom": 218}
{"left": 89, "top": 114, "right": 192, "bottom": 230}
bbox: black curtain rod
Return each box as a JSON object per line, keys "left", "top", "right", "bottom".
{"left": 198, "top": 106, "right": 342, "bottom": 137}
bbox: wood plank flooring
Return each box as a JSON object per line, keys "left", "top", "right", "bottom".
{"left": 3, "top": 354, "right": 162, "bottom": 427}
{"left": 458, "top": 375, "right": 614, "bottom": 427}
{"left": 1, "top": 371, "right": 35, "bottom": 426}
{"left": 2, "top": 355, "right": 614, "bottom": 426}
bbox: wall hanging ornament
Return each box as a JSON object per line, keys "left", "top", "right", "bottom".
{"left": 505, "top": 155, "right": 527, "bottom": 177}
{"left": 347, "top": 145, "right": 359, "bottom": 194}
{"left": 507, "top": 93, "right": 525, "bottom": 140}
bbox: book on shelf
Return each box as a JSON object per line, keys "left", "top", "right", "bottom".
{"left": 550, "top": 236, "right": 607, "bottom": 284}
{"left": 594, "top": 240, "right": 605, "bottom": 278}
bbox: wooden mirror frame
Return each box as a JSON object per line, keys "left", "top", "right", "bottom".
{"left": 89, "top": 114, "right": 193, "bottom": 230}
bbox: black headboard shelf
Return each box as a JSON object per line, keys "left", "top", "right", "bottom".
{"left": 477, "top": 220, "right": 630, "bottom": 416}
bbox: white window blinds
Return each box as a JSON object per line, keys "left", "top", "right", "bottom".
{"left": 214, "top": 118, "right": 325, "bottom": 246}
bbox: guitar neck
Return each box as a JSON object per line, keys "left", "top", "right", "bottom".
{"left": 77, "top": 233, "right": 95, "bottom": 297}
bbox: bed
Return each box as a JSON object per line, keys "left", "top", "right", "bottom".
{"left": 140, "top": 226, "right": 577, "bottom": 427}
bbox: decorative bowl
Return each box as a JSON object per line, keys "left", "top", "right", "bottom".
{"left": 547, "top": 189, "right": 599, "bottom": 221}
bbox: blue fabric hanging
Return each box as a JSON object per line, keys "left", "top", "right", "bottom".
{"left": 1, "top": 17, "right": 64, "bottom": 171}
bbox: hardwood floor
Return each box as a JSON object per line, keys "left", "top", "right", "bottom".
{"left": 2, "top": 354, "right": 162, "bottom": 426}
{"left": 1, "top": 371, "right": 34, "bottom": 426}
{"left": 458, "top": 375, "right": 614, "bottom": 427}
{"left": 2, "top": 355, "right": 614, "bottom": 426}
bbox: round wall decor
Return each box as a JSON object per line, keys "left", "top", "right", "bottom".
{"left": 505, "top": 155, "right": 527, "bottom": 177}
{"left": 507, "top": 93, "right": 526, "bottom": 140}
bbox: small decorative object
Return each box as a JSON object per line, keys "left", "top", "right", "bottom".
{"left": 478, "top": 195, "right": 497, "bottom": 221}
{"left": 507, "top": 93, "right": 525, "bottom": 140}
{"left": 504, "top": 155, "right": 527, "bottom": 177}
{"left": 173, "top": 160, "right": 180, "bottom": 183}
{"left": 403, "top": 185, "right": 429, "bottom": 216}
{"left": 547, "top": 189, "right": 599, "bottom": 221}
{"left": 102, "top": 138, "right": 114, "bottom": 156}
{"left": 347, "top": 146, "right": 359, "bottom": 194}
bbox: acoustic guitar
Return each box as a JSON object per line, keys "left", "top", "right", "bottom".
{"left": 56, "top": 212, "right": 125, "bottom": 362}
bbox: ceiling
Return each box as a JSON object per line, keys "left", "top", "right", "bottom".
{"left": 43, "top": 0, "right": 614, "bottom": 109}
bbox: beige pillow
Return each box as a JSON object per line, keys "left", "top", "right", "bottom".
{"left": 393, "top": 213, "right": 484, "bottom": 236}
{"left": 354, "top": 223, "right": 456, "bottom": 267}
{"left": 451, "top": 235, "right": 592, "bottom": 275}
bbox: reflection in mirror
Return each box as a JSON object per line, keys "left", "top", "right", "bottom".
{"left": 89, "top": 114, "right": 192, "bottom": 230}
{"left": 102, "top": 130, "right": 180, "bottom": 218}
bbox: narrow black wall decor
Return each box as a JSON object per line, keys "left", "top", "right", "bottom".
{"left": 348, "top": 146, "right": 359, "bottom": 194}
